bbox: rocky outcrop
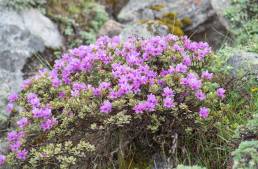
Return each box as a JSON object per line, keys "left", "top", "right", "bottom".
{"left": 0, "top": 7, "right": 63, "bottom": 128}
{"left": 118, "top": 0, "right": 214, "bottom": 30}
{"left": 119, "top": 22, "right": 169, "bottom": 40}
{"left": 118, "top": 0, "right": 231, "bottom": 49}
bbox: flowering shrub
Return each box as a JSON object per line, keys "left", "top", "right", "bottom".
{"left": 2, "top": 35, "right": 226, "bottom": 168}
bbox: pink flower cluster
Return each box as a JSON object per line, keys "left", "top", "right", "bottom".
{"left": 133, "top": 94, "right": 158, "bottom": 113}
{"left": 3, "top": 92, "right": 58, "bottom": 163}
{"left": 26, "top": 93, "right": 57, "bottom": 131}
{"left": 1, "top": 34, "right": 226, "bottom": 165}
{"left": 162, "top": 87, "right": 175, "bottom": 108}
{"left": 6, "top": 131, "right": 28, "bottom": 160}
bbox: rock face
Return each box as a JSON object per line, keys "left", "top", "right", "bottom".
{"left": 119, "top": 22, "right": 169, "bottom": 40}
{"left": 22, "top": 9, "right": 63, "bottom": 48}
{"left": 118, "top": 0, "right": 214, "bottom": 30}
{"left": 118, "top": 0, "right": 231, "bottom": 49}
{"left": 0, "top": 7, "right": 63, "bottom": 129}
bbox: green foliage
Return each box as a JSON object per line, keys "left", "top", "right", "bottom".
{"left": 234, "top": 113, "right": 258, "bottom": 140}
{"left": 182, "top": 47, "right": 258, "bottom": 168}
{"left": 1, "top": 0, "right": 47, "bottom": 11}
{"left": 29, "top": 141, "right": 95, "bottom": 169}
{"left": 225, "top": 0, "right": 258, "bottom": 52}
{"left": 215, "top": 1, "right": 258, "bottom": 164}
{"left": 176, "top": 164, "right": 206, "bottom": 169}
{"left": 232, "top": 141, "right": 258, "bottom": 169}
{"left": 47, "top": 0, "right": 108, "bottom": 48}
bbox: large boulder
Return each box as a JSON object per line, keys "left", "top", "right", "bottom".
{"left": 118, "top": 0, "right": 214, "bottom": 30}
{"left": 118, "top": 0, "right": 231, "bottom": 49}
{"left": 0, "top": 7, "right": 63, "bottom": 129}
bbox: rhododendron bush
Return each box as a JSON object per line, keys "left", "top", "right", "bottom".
{"left": 2, "top": 35, "right": 227, "bottom": 168}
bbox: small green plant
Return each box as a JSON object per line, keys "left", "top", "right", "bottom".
{"left": 232, "top": 141, "right": 258, "bottom": 169}
{"left": 225, "top": 0, "right": 258, "bottom": 52}
{"left": 234, "top": 113, "right": 258, "bottom": 140}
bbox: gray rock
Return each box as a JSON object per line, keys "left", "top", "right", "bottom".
{"left": 0, "top": 24, "right": 44, "bottom": 128}
{"left": 0, "top": 8, "right": 63, "bottom": 48}
{"left": 210, "top": 0, "right": 230, "bottom": 31}
{"left": 228, "top": 51, "right": 258, "bottom": 76}
{"left": 0, "top": 139, "right": 8, "bottom": 155}
{"left": 22, "top": 9, "right": 63, "bottom": 48}
{"left": 119, "top": 23, "right": 169, "bottom": 41}
{"left": 118, "top": 0, "right": 213, "bottom": 31}
{"left": 0, "top": 7, "right": 63, "bottom": 131}
{"left": 98, "top": 19, "right": 124, "bottom": 38}
{"left": 118, "top": 0, "right": 232, "bottom": 50}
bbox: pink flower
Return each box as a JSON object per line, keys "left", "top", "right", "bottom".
{"left": 40, "top": 117, "right": 58, "bottom": 131}
{"left": 163, "top": 97, "right": 175, "bottom": 108}
{"left": 146, "top": 94, "right": 158, "bottom": 111}
{"left": 7, "top": 131, "right": 19, "bottom": 142}
{"left": 6, "top": 103, "right": 14, "bottom": 113}
{"left": 100, "top": 100, "right": 112, "bottom": 113}
{"left": 133, "top": 102, "right": 146, "bottom": 114}
{"left": 181, "top": 73, "right": 202, "bottom": 90}
{"left": 162, "top": 87, "right": 174, "bottom": 97}
{"left": 8, "top": 92, "right": 19, "bottom": 103}
{"left": 216, "top": 88, "right": 226, "bottom": 99}
{"left": 32, "top": 107, "right": 52, "bottom": 119}
{"left": 51, "top": 78, "right": 62, "bottom": 88}
{"left": 17, "top": 117, "right": 29, "bottom": 129}
{"left": 199, "top": 107, "right": 209, "bottom": 118}
{"left": 7, "top": 131, "right": 24, "bottom": 143}
{"left": 99, "top": 82, "right": 111, "bottom": 90}
{"left": 195, "top": 90, "right": 206, "bottom": 101}
{"left": 175, "top": 63, "right": 188, "bottom": 73}
{"left": 10, "top": 141, "right": 22, "bottom": 152}
{"left": 183, "top": 56, "right": 192, "bottom": 66}
{"left": 147, "top": 94, "right": 157, "bottom": 104}
{"left": 16, "top": 149, "right": 28, "bottom": 160}
{"left": 93, "top": 88, "right": 101, "bottom": 96}
{"left": 201, "top": 70, "right": 213, "bottom": 80}
{"left": 27, "top": 93, "right": 40, "bottom": 107}
{"left": 188, "top": 77, "right": 202, "bottom": 90}
{"left": 58, "top": 92, "right": 65, "bottom": 99}
{"left": 0, "top": 155, "right": 6, "bottom": 165}
{"left": 20, "top": 79, "right": 32, "bottom": 90}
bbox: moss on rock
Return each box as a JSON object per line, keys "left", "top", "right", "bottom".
{"left": 149, "top": 3, "right": 165, "bottom": 11}
{"left": 138, "top": 12, "right": 192, "bottom": 36}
